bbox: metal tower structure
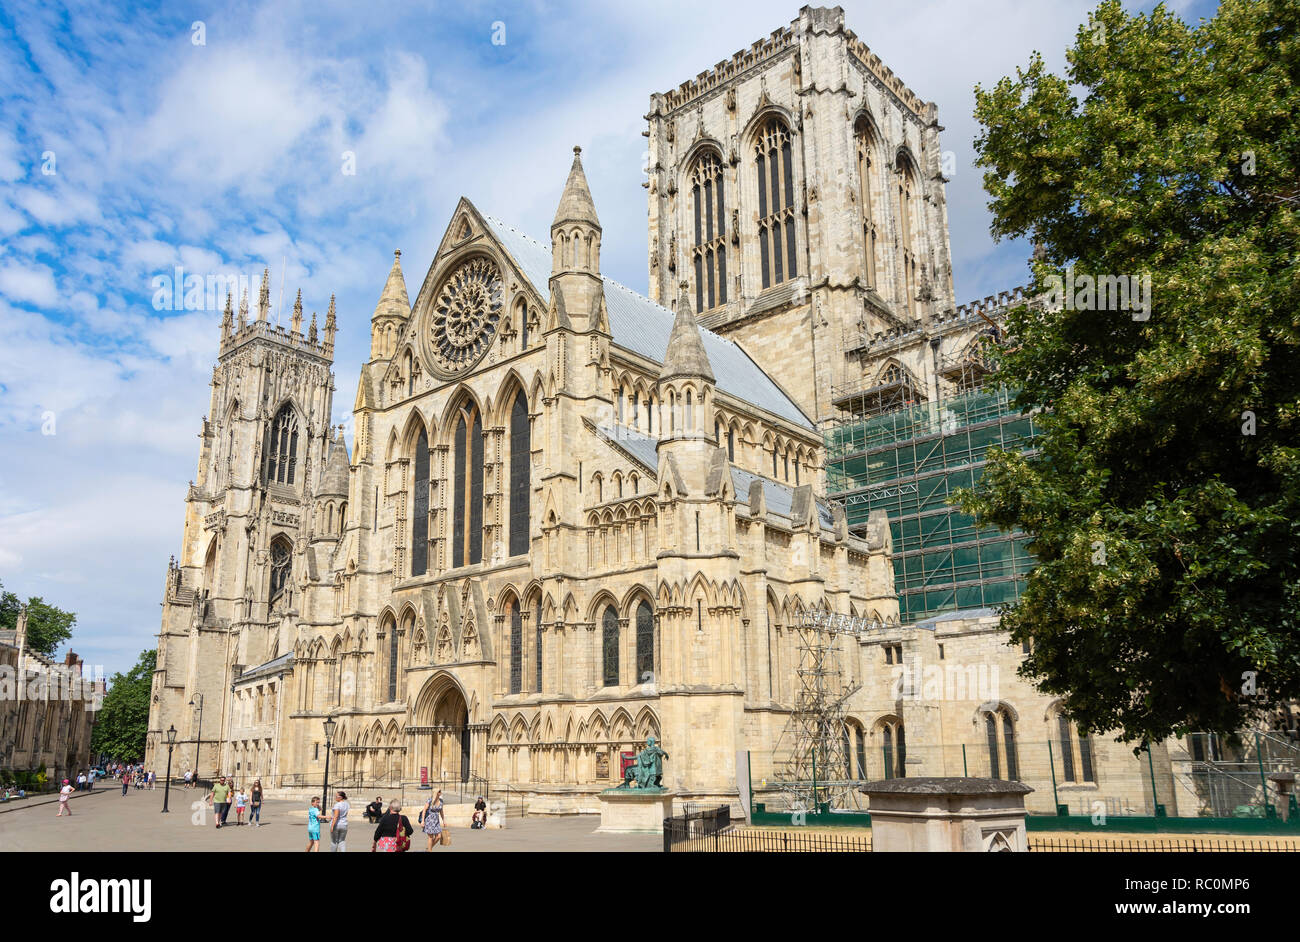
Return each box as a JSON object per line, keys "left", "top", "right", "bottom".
{"left": 772, "top": 609, "right": 883, "bottom": 813}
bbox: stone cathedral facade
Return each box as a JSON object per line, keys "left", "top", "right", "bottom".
{"left": 147, "top": 6, "right": 1187, "bottom": 816}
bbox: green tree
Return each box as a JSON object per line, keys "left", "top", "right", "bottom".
{"left": 91, "top": 649, "right": 157, "bottom": 762}
{"left": 961, "top": 0, "right": 1300, "bottom": 744}
{"left": 0, "top": 579, "right": 77, "bottom": 657}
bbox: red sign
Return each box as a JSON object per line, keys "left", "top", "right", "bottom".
{"left": 420, "top": 766, "right": 428, "bottom": 786}
{"left": 620, "top": 751, "right": 636, "bottom": 780}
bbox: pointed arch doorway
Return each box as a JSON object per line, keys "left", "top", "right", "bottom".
{"left": 413, "top": 673, "right": 471, "bottom": 784}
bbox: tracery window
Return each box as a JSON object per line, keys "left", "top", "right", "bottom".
{"left": 1056, "top": 711, "right": 1095, "bottom": 784}
{"left": 983, "top": 705, "right": 1019, "bottom": 780}
{"left": 269, "top": 538, "right": 291, "bottom": 600}
{"left": 880, "top": 717, "right": 906, "bottom": 778}
{"left": 854, "top": 117, "right": 879, "bottom": 287}
{"left": 897, "top": 156, "right": 919, "bottom": 317}
{"left": 411, "top": 427, "right": 429, "bottom": 576}
{"left": 635, "top": 601, "right": 654, "bottom": 684}
{"left": 508, "top": 391, "right": 530, "bottom": 557}
{"left": 755, "top": 117, "right": 798, "bottom": 290}
{"left": 266, "top": 404, "right": 299, "bottom": 485}
{"left": 534, "top": 605, "right": 543, "bottom": 693}
{"left": 451, "top": 401, "right": 484, "bottom": 567}
{"left": 602, "top": 605, "right": 619, "bottom": 687}
{"left": 386, "top": 621, "right": 399, "bottom": 702}
{"left": 690, "top": 150, "right": 727, "bottom": 311}
{"left": 509, "top": 601, "right": 522, "bottom": 695}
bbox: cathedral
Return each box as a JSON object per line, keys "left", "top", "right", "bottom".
{"left": 146, "top": 6, "right": 1196, "bottom": 816}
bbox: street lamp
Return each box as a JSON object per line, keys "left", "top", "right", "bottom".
{"left": 161, "top": 725, "right": 177, "bottom": 813}
{"left": 321, "top": 716, "right": 337, "bottom": 810}
{"left": 189, "top": 693, "right": 204, "bottom": 781}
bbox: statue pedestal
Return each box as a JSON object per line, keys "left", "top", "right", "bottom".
{"left": 861, "top": 777, "right": 1033, "bottom": 852}
{"left": 595, "top": 788, "right": 674, "bottom": 834}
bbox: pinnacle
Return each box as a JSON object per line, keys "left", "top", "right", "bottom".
{"left": 552, "top": 145, "right": 601, "bottom": 231}
{"left": 660, "top": 288, "right": 714, "bottom": 384}
{"left": 373, "top": 249, "right": 410, "bottom": 320}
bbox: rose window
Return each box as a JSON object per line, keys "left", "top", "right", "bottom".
{"left": 428, "top": 257, "right": 503, "bottom": 374}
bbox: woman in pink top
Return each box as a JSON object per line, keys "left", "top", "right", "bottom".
{"left": 57, "top": 779, "right": 74, "bottom": 816}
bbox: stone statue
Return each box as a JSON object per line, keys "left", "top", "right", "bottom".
{"left": 619, "top": 736, "right": 669, "bottom": 790}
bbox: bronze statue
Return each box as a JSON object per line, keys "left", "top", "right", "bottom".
{"left": 619, "top": 736, "right": 669, "bottom": 790}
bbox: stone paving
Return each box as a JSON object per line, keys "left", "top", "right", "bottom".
{"left": 0, "top": 787, "right": 659, "bottom": 852}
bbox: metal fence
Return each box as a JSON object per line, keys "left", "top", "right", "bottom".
{"left": 1030, "top": 837, "right": 1300, "bottom": 852}
{"left": 663, "top": 805, "right": 731, "bottom": 852}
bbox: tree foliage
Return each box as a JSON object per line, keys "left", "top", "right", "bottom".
{"left": 90, "top": 649, "right": 157, "bottom": 762}
{"left": 962, "top": 0, "right": 1300, "bottom": 744}
{"left": 0, "top": 579, "right": 77, "bottom": 658}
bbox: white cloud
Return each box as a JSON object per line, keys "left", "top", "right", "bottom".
{"left": 0, "top": 263, "right": 59, "bottom": 306}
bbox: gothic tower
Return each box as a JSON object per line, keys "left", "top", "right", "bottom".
{"left": 646, "top": 4, "right": 956, "bottom": 422}
{"left": 149, "top": 276, "right": 338, "bottom": 776}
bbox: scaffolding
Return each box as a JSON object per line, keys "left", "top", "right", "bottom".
{"left": 772, "top": 611, "right": 880, "bottom": 812}
{"left": 824, "top": 385, "right": 1041, "bottom": 625}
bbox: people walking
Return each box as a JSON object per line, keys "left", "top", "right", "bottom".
{"left": 249, "top": 780, "right": 262, "bottom": 827}
{"left": 328, "top": 790, "right": 350, "bottom": 852}
{"left": 234, "top": 787, "right": 247, "bottom": 825}
{"left": 206, "top": 777, "right": 231, "bottom": 829}
{"left": 121, "top": 772, "right": 129, "bottom": 797}
{"left": 57, "top": 779, "right": 73, "bottom": 816}
{"left": 306, "top": 796, "right": 324, "bottom": 851}
{"left": 371, "top": 801, "right": 412, "bottom": 852}
{"left": 148, "top": 769, "right": 156, "bottom": 790}
{"left": 419, "top": 789, "right": 445, "bottom": 851}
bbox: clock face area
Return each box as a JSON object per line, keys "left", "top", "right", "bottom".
{"left": 423, "top": 255, "right": 504, "bottom": 378}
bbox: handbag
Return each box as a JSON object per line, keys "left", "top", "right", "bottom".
{"left": 394, "top": 815, "right": 411, "bottom": 853}
{"left": 440, "top": 830, "right": 451, "bottom": 846}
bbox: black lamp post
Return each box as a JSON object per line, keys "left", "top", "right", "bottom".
{"left": 161, "top": 725, "right": 177, "bottom": 813}
{"left": 321, "top": 716, "right": 337, "bottom": 810}
{"left": 189, "top": 693, "right": 204, "bottom": 781}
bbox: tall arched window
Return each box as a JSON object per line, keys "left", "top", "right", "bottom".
{"left": 509, "top": 391, "right": 530, "bottom": 557}
{"left": 269, "top": 538, "right": 291, "bottom": 600}
{"left": 755, "top": 117, "right": 798, "bottom": 290}
{"left": 897, "top": 155, "right": 919, "bottom": 316}
{"left": 879, "top": 717, "right": 906, "bottom": 778}
{"left": 509, "top": 601, "right": 522, "bottom": 695}
{"left": 452, "top": 402, "right": 484, "bottom": 567}
{"left": 1056, "top": 711, "right": 1095, "bottom": 784}
{"left": 983, "top": 705, "right": 1019, "bottom": 780}
{"left": 855, "top": 117, "right": 878, "bottom": 287}
{"left": 635, "top": 601, "right": 654, "bottom": 683}
{"left": 690, "top": 150, "right": 727, "bottom": 312}
{"left": 727, "top": 428, "right": 735, "bottom": 462}
{"left": 411, "top": 427, "right": 429, "bottom": 576}
{"left": 404, "top": 350, "right": 414, "bottom": 398}
{"left": 685, "top": 390, "right": 693, "bottom": 429}
{"left": 387, "top": 622, "right": 399, "bottom": 702}
{"left": 266, "top": 404, "right": 299, "bottom": 485}
{"left": 602, "top": 605, "right": 619, "bottom": 687}
{"left": 534, "top": 604, "right": 543, "bottom": 693}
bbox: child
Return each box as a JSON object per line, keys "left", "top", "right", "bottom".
{"left": 306, "top": 796, "right": 323, "bottom": 851}
{"left": 57, "top": 779, "right": 74, "bottom": 816}
{"left": 234, "top": 788, "right": 248, "bottom": 825}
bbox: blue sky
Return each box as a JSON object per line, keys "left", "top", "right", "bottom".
{"left": 0, "top": 0, "right": 1216, "bottom": 678}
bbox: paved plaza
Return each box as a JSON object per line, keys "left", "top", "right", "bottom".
{"left": 0, "top": 788, "right": 658, "bottom": 852}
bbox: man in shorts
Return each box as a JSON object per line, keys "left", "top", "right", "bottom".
{"left": 208, "top": 777, "right": 231, "bottom": 829}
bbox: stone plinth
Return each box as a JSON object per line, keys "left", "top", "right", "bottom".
{"left": 595, "top": 788, "right": 674, "bottom": 833}
{"left": 862, "top": 777, "right": 1033, "bottom": 852}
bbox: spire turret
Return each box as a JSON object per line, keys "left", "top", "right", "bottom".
{"left": 257, "top": 268, "right": 270, "bottom": 321}
{"left": 291, "top": 288, "right": 303, "bottom": 335}
{"left": 220, "top": 290, "right": 233, "bottom": 343}
{"left": 660, "top": 288, "right": 714, "bottom": 384}
{"left": 369, "top": 251, "right": 409, "bottom": 361}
